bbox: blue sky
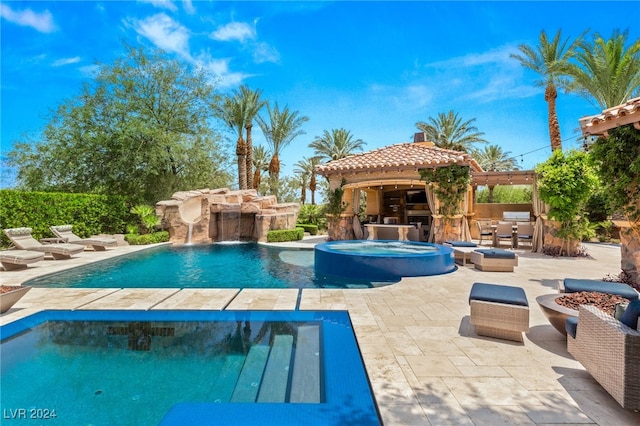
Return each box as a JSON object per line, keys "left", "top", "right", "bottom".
{"left": 2, "top": 1, "right": 639, "bottom": 187}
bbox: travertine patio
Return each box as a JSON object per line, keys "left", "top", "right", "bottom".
{"left": 2, "top": 241, "right": 639, "bottom": 425}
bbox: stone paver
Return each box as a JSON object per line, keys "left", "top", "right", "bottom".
{"left": 1, "top": 241, "right": 639, "bottom": 425}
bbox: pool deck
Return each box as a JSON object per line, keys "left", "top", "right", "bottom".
{"left": 2, "top": 239, "right": 639, "bottom": 425}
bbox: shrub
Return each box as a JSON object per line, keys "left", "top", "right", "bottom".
{"left": 266, "top": 228, "right": 304, "bottom": 243}
{"left": 298, "top": 223, "right": 318, "bottom": 235}
{"left": 124, "top": 231, "right": 169, "bottom": 245}
{"left": 0, "top": 190, "right": 133, "bottom": 247}
{"left": 297, "top": 204, "right": 323, "bottom": 226}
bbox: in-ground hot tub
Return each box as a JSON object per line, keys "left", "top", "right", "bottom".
{"left": 314, "top": 240, "right": 455, "bottom": 283}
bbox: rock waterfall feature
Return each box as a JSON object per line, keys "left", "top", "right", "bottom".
{"left": 156, "top": 188, "right": 300, "bottom": 244}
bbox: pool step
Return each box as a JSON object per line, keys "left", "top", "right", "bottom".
{"left": 290, "top": 325, "right": 321, "bottom": 403}
{"left": 230, "top": 345, "right": 270, "bottom": 402}
{"left": 257, "top": 335, "right": 294, "bottom": 402}
{"left": 208, "top": 354, "right": 245, "bottom": 402}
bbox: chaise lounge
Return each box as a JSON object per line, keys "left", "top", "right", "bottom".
{"left": 50, "top": 225, "right": 117, "bottom": 251}
{"left": 4, "top": 227, "right": 85, "bottom": 260}
{"left": 0, "top": 250, "right": 45, "bottom": 270}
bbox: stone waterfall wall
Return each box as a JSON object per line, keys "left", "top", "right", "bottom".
{"left": 156, "top": 188, "right": 300, "bottom": 243}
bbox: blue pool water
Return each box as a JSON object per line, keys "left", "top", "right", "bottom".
{"left": 26, "top": 243, "right": 388, "bottom": 289}
{"left": 1, "top": 310, "right": 380, "bottom": 426}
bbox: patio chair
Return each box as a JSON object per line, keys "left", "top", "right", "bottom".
{"left": 475, "top": 220, "right": 493, "bottom": 246}
{"left": 495, "top": 222, "right": 514, "bottom": 248}
{"left": 516, "top": 223, "right": 534, "bottom": 247}
{"left": 3, "top": 227, "right": 84, "bottom": 260}
{"left": 0, "top": 250, "right": 45, "bottom": 270}
{"left": 50, "top": 225, "right": 117, "bottom": 251}
{"left": 567, "top": 303, "right": 640, "bottom": 410}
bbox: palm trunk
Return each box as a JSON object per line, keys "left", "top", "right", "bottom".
{"left": 310, "top": 174, "right": 317, "bottom": 205}
{"left": 245, "top": 123, "right": 253, "bottom": 189}
{"left": 236, "top": 136, "right": 247, "bottom": 190}
{"left": 268, "top": 155, "right": 280, "bottom": 196}
{"left": 545, "top": 83, "right": 562, "bottom": 151}
{"left": 253, "top": 168, "right": 261, "bottom": 190}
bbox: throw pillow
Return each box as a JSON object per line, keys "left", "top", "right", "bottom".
{"left": 620, "top": 300, "right": 640, "bottom": 330}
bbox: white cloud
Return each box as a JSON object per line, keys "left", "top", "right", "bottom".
{"left": 253, "top": 42, "right": 280, "bottom": 64}
{"left": 0, "top": 4, "right": 56, "bottom": 33}
{"left": 130, "top": 13, "right": 191, "bottom": 59}
{"left": 79, "top": 64, "right": 100, "bottom": 78}
{"left": 182, "top": 0, "right": 195, "bottom": 14}
{"left": 138, "top": 0, "right": 178, "bottom": 12}
{"left": 193, "top": 54, "right": 249, "bottom": 89}
{"left": 210, "top": 21, "right": 255, "bottom": 42}
{"left": 52, "top": 56, "right": 81, "bottom": 67}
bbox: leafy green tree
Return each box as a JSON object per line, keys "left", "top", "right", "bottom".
{"left": 256, "top": 102, "right": 309, "bottom": 196}
{"left": 7, "top": 45, "right": 231, "bottom": 204}
{"left": 589, "top": 125, "right": 640, "bottom": 229}
{"left": 536, "top": 149, "right": 598, "bottom": 254}
{"left": 309, "top": 128, "right": 366, "bottom": 162}
{"left": 415, "top": 111, "right": 487, "bottom": 152}
{"left": 294, "top": 156, "right": 321, "bottom": 205}
{"left": 511, "top": 29, "right": 584, "bottom": 151}
{"left": 569, "top": 29, "right": 640, "bottom": 109}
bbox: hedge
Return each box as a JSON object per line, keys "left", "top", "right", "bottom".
{"left": 298, "top": 223, "right": 318, "bottom": 235}
{"left": 124, "top": 231, "right": 170, "bottom": 245}
{"left": 0, "top": 190, "right": 134, "bottom": 247}
{"left": 266, "top": 228, "right": 304, "bottom": 243}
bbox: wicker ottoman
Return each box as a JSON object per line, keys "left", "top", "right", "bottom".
{"left": 469, "top": 282, "right": 530, "bottom": 342}
{"left": 471, "top": 249, "right": 518, "bottom": 272}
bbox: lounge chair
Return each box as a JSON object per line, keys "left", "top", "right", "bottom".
{"left": 0, "top": 250, "right": 45, "bottom": 270}
{"left": 3, "top": 227, "right": 84, "bottom": 260}
{"left": 50, "top": 225, "right": 117, "bottom": 251}
{"left": 444, "top": 240, "right": 478, "bottom": 266}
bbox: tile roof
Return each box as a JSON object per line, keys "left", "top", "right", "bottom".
{"left": 579, "top": 97, "right": 640, "bottom": 136}
{"left": 315, "top": 142, "right": 483, "bottom": 175}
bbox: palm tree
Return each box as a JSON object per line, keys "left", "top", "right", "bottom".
{"left": 294, "top": 156, "right": 321, "bottom": 205}
{"left": 569, "top": 29, "right": 640, "bottom": 109}
{"left": 472, "top": 144, "right": 520, "bottom": 172}
{"left": 215, "top": 95, "right": 247, "bottom": 189}
{"left": 510, "top": 29, "right": 584, "bottom": 151}
{"left": 309, "top": 128, "right": 366, "bottom": 162}
{"left": 256, "top": 102, "right": 309, "bottom": 195}
{"left": 251, "top": 145, "right": 269, "bottom": 192}
{"left": 472, "top": 144, "right": 521, "bottom": 204}
{"left": 239, "top": 86, "right": 266, "bottom": 189}
{"left": 293, "top": 171, "right": 308, "bottom": 204}
{"left": 415, "top": 110, "right": 487, "bottom": 152}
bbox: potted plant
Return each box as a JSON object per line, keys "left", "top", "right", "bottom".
{"left": 0, "top": 285, "right": 31, "bottom": 314}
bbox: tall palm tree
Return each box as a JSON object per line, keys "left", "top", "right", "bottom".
{"left": 309, "top": 128, "right": 366, "bottom": 162}
{"left": 239, "top": 86, "right": 266, "bottom": 189}
{"left": 251, "top": 144, "right": 269, "bottom": 192}
{"left": 415, "top": 110, "right": 487, "bottom": 152}
{"left": 569, "top": 29, "right": 640, "bottom": 109}
{"left": 472, "top": 144, "right": 520, "bottom": 172}
{"left": 293, "top": 171, "right": 308, "bottom": 204}
{"left": 256, "top": 102, "right": 309, "bottom": 195}
{"left": 510, "top": 29, "right": 584, "bottom": 151}
{"left": 215, "top": 95, "right": 247, "bottom": 189}
{"left": 294, "top": 156, "right": 321, "bottom": 205}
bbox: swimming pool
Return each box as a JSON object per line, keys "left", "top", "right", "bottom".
{"left": 1, "top": 310, "right": 380, "bottom": 425}
{"left": 25, "top": 243, "right": 390, "bottom": 289}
